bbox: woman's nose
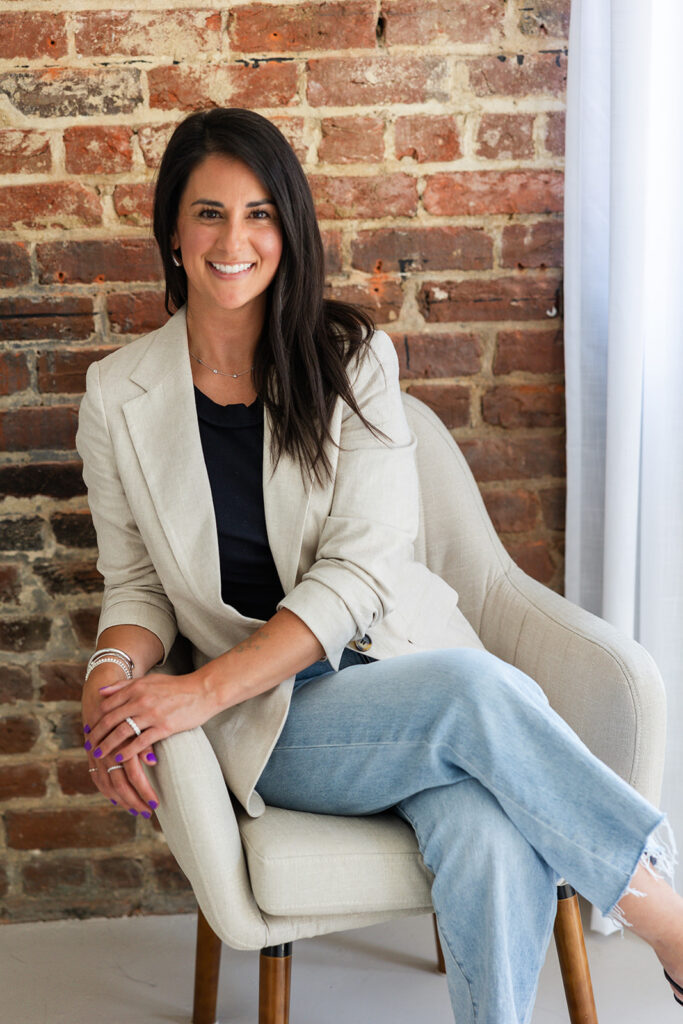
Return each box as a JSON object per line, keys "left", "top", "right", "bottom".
{"left": 219, "top": 214, "right": 247, "bottom": 251}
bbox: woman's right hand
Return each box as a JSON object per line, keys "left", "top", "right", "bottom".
{"left": 82, "top": 664, "right": 160, "bottom": 818}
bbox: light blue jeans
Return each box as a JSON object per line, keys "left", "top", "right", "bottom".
{"left": 256, "top": 647, "right": 667, "bottom": 1024}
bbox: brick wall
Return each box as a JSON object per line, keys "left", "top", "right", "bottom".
{"left": 0, "top": 0, "right": 569, "bottom": 923}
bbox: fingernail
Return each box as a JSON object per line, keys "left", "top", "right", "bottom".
{"left": 145, "top": 753, "right": 157, "bottom": 764}
{"left": 141, "top": 811, "right": 151, "bottom": 819}
{"left": 110, "top": 799, "right": 118, "bottom": 805}
{"left": 98, "top": 685, "right": 112, "bottom": 692}
{"left": 128, "top": 808, "right": 138, "bottom": 816}
{"left": 148, "top": 800, "right": 158, "bottom": 810}
{"left": 84, "top": 740, "right": 92, "bottom": 752}
{"left": 115, "top": 754, "right": 123, "bottom": 763}
{"left": 84, "top": 724, "right": 91, "bottom": 734}
{"left": 94, "top": 748, "right": 102, "bottom": 758}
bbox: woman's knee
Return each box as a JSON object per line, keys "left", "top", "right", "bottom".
{"left": 420, "top": 647, "right": 549, "bottom": 709}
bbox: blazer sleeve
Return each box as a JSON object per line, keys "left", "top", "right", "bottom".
{"left": 277, "top": 330, "right": 418, "bottom": 668}
{"left": 76, "top": 361, "right": 178, "bottom": 659}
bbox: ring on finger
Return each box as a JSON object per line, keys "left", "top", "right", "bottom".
{"left": 125, "top": 716, "right": 141, "bottom": 737}
{"left": 107, "top": 765, "right": 124, "bottom": 773}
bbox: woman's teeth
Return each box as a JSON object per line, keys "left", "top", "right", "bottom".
{"left": 209, "top": 261, "right": 253, "bottom": 274}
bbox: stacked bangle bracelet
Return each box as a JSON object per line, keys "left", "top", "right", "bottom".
{"left": 85, "top": 647, "right": 134, "bottom": 682}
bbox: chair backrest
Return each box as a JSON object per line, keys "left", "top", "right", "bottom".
{"left": 401, "top": 392, "right": 513, "bottom": 638}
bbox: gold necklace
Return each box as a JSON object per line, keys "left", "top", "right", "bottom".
{"left": 189, "top": 351, "right": 253, "bottom": 379}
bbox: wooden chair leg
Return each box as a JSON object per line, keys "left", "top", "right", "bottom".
{"left": 554, "top": 882, "right": 598, "bottom": 1024}
{"left": 192, "top": 906, "right": 223, "bottom": 1024}
{"left": 432, "top": 913, "right": 447, "bottom": 973}
{"left": 259, "top": 943, "right": 292, "bottom": 1024}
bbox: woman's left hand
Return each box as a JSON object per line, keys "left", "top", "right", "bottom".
{"left": 87, "top": 671, "right": 218, "bottom": 768}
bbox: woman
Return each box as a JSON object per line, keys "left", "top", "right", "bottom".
{"left": 77, "top": 108, "right": 683, "bottom": 1022}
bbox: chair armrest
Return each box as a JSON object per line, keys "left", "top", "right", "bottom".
{"left": 479, "top": 566, "right": 666, "bottom": 805}
{"left": 152, "top": 725, "right": 269, "bottom": 950}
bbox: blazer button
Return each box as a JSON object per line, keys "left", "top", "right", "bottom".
{"left": 354, "top": 634, "right": 372, "bottom": 652}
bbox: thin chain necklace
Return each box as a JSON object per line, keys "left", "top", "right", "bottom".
{"left": 189, "top": 350, "right": 253, "bottom": 379}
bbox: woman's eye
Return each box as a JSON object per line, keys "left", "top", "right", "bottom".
{"left": 198, "top": 208, "right": 221, "bottom": 219}
{"left": 250, "top": 208, "right": 271, "bottom": 220}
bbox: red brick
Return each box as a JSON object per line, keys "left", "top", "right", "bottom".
{"left": 394, "top": 332, "right": 482, "bottom": 378}
{"left": 74, "top": 10, "right": 220, "bottom": 57}
{"left": 0, "top": 462, "right": 85, "bottom": 500}
{"left": 467, "top": 52, "right": 567, "bottom": 97}
{"left": 0, "top": 565, "right": 21, "bottom": 604}
{"left": 518, "top": 0, "right": 570, "bottom": 38}
{"left": 506, "top": 538, "right": 555, "bottom": 584}
{"left": 6, "top": 808, "right": 136, "bottom": 850}
{"left": 64, "top": 126, "right": 134, "bottom": 175}
{"left": 319, "top": 116, "right": 384, "bottom": 163}
{"left": 39, "top": 661, "right": 88, "bottom": 702}
{"left": 57, "top": 759, "right": 94, "bottom": 797}
{"left": 501, "top": 221, "right": 563, "bottom": 269}
{"left": 0, "top": 715, "right": 40, "bottom": 753}
{"left": 423, "top": 171, "right": 564, "bottom": 216}
{"left": 0, "top": 617, "right": 51, "bottom": 653}
{"left": 325, "top": 280, "right": 404, "bottom": 324}
{"left": 0, "top": 406, "right": 79, "bottom": 452}
{"left": 50, "top": 513, "right": 97, "bottom": 550}
{"left": 351, "top": 227, "right": 492, "bottom": 274}
{"left": 545, "top": 111, "right": 566, "bottom": 156}
{"left": 483, "top": 384, "right": 565, "bottom": 429}
{"left": 38, "top": 240, "right": 162, "bottom": 286}
{"left": 482, "top": 488, "right": 541, "bottom": 533}
{"left": 231, "top": 60, "right": 300, "bottom": 108}
{"left": 0, "top": 243, "right": 31, "bottom": 288}
{"left": 321, "top": 230, "right": 343, "bottom": 275}
{"left": 137, "top": 123, "right": 174, "bottom": 168}
{"left": 113, "top": 183, "right": 154, "bottom": 226}
{"left": 37, "top": 348, "right": 118, "bottom": 394}
{"left": 539, "top": 485, "right": 566, "bottom": 530}
{"left": 0, "top": 184, "right": 101, "bottom": 231}
{"left": 0, "top": 764, "right": 48, "bottom": 801}
{"left": 0, "top": 130, "right": 52, "bottom": 174}
{"left": 69, "top": 608, "right": 100, "bottom": 648}
{"left": 22, "top": 855, "right": 88, "bottom": 894}
{"left": 93, "top": 857, "right": 144, "bottom": 888}
{"left": 0, "top": 68, "right": 143, "bottom": 119}
{"left": 33, "top": 559, "right": 102, "bottom": 597}
{"left": 311, "top": 174, "right": 417, "bottom": 219}
{"left": 0, "top": 296, "right": 93, "bottom": 343}
{"left": 0, "top": 352, "right": 30, "bottom": 396}
{"left": 307, "top": 56, "right": 449, "bottom": 106}
{"left": 395, "top": 115, "right": 461, "bottom": 163}
{"left": 475, "top": 113, "right": 534, "bottom": 160}
{"left": 148, "top": 61, "right": 298, "bottom": 112}
{"left": 152, "top": 852, "right": 191, "bottom": 892}
{"left": 406, "top": 383, "right": 470, "bottom": 429}
{"left": 230, "top": 2, "right": 376, "bottom": 51}
{"left": 0, "top": 664, "right": 33, "bottom": 704}
{"left": 458, "top": 435, "right": 565, "bottom": 482}
{"left": 0, "top": 13, "right": 67, "bottom": 59}
{"left": 108, "top": 291, "right": 168, "bottom": 336}
{"left": 269, "top": 116, "right": 308, "bottom": 162}
{"left": 418, "top": 276, "right": 560, "bottom": 323}
{"left": 0, "top": 517, "right": 44, "bottom": 551}
{"left": 385, "top": 0, "right": 503, "bottom": 44}
{"left": 52, "top": 709, "right": 86, "bottom": 751}
{"left": 494, "top": 329, "right": 564, "bottom": 374}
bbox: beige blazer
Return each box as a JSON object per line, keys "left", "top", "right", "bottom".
{"left": 76, "top": 308, "right": 482, "bottom": 815}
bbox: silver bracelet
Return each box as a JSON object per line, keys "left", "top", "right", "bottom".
{"left": 84, "top": 656, "right": 133, "bottom": 682}
{"left": 86, "top": 647, "right": 134, "bottom": 678}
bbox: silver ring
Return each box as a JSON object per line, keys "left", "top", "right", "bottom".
{"left": 125, "top": 716, "right": 141, "bottom": 736}
{"left": 107, "top": 765, "right": 124, "bottom": 773}
{"left": 88, "top": 767, "right": 98, "bottom": 773}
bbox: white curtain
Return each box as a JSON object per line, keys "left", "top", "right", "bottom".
{"left": 564, "top": 0, "right": 683, "bottom": 929}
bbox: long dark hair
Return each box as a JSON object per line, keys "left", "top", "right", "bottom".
{"left": 153, "top": 107, "right": 378, "bottom": 482}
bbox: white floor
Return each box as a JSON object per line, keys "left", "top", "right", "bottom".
{"left": 0, "top": 909, "right": 679, "bottom": 1023}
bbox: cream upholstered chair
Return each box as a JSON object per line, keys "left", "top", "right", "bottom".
{"left": 152, "top": 393, "right": 666, "bottom": 1024}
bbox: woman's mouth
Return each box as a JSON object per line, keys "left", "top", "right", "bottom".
{"left": 208, "top": 261, "right": 255, "bottom": 276}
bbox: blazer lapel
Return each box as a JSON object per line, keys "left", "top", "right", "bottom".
{"left": 123, "top": 310, "right": 223, "bottom": 607}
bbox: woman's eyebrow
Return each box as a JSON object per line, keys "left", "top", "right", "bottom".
{"left": 189, "top": 198, "right": 275, "bottom": 208}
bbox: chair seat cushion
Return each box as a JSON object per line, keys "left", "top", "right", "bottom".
{"left": 238, "top": 806, "right": 434, "bottom": 917}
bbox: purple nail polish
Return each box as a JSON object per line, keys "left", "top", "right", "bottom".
{"left": 148, "top": 800, "right": 158, "bottom": 810}
{"left": 94, "top": 748, "right": 102, "bottom": 758}
{"left": 110, "top": 799, "right": 118, "bottom": 805}
{"left": 141, "top": 811, "right": 151, "bottom": 819}
{"left": 84, "top": 740, "right": 92, "bottom": 752}
{"left": 115, "top": 754, "right": 123, "bottom": 763}
{"left": 84, "top": 724, "right": 91, "bottom": 734}
{"left": 145, "top": 753, "right": 157, "bottom": 764}
{"left": 129, "top": 808, "right": 138, "bottom": 816}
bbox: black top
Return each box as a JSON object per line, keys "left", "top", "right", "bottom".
{"left": 194, "top": 388, "right": 285, "bottom": 621}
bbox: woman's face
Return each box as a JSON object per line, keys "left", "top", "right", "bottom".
{"left": 171, "top": 153, "right": 283, "bottom": 323}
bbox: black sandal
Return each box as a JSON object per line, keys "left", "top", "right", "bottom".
{"left": 664, "top": 969, "right": 683, "bottom": 1006}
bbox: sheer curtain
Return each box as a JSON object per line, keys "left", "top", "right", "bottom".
{"left": 564, "top": 0, "right": 683, "bottom": 928}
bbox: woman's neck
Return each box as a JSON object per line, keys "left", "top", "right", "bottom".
{"left": 185, "top": 301, "right": 264, "bottom": 374}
